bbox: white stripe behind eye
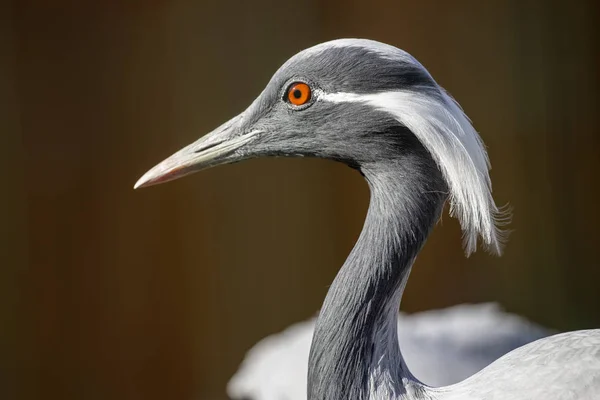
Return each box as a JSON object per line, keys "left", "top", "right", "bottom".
{"left": 318, "top": 89, "right": 508, "bottom": 256}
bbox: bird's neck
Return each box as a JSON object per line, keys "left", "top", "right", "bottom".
{"left": 307, "top": 153, "right": 447, "bottom": 400}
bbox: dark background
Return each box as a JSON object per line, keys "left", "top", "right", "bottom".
{"left": 1, "top": 1, "right": 598, "bottom": 399}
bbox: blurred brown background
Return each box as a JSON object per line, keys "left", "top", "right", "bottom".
{"left": 1, "top": 1, "right": 599, "bottom": 399}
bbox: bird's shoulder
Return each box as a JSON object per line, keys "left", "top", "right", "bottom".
{"left": 435, "top": 329, "right": 600, "bottom": 400}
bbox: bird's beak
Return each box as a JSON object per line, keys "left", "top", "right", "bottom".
{"left": 134, "top": 113, "right": 259, "bottom": 189}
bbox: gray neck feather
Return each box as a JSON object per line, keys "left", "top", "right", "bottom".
{"left": 307, "top": 140, "right": 448, "bottom": 400}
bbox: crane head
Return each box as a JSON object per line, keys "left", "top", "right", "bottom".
{"left": 134, "top": 39, "right": 507, "bottom": 255}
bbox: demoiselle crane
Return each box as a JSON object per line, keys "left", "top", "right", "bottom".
{"left": 227, "top": 303, "right": 551, "bottom": 400}
{"left": 135, "top": 39, "right": 600, "bottom": 400}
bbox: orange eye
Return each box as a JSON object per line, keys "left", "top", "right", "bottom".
{"left": 287, "top": 82, "right": 311, "bottom": 106}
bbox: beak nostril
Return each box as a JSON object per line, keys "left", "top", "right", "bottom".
{"left": 194, "top": 140, "right": 225, "bottom": 153}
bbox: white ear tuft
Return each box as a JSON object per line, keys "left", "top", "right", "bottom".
{"left": 320, "top": 88, "right": 510, "bottom": 255}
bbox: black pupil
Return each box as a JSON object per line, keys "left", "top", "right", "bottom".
{"left": 293, "top": 89, "right": 302, "bottom": 99}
